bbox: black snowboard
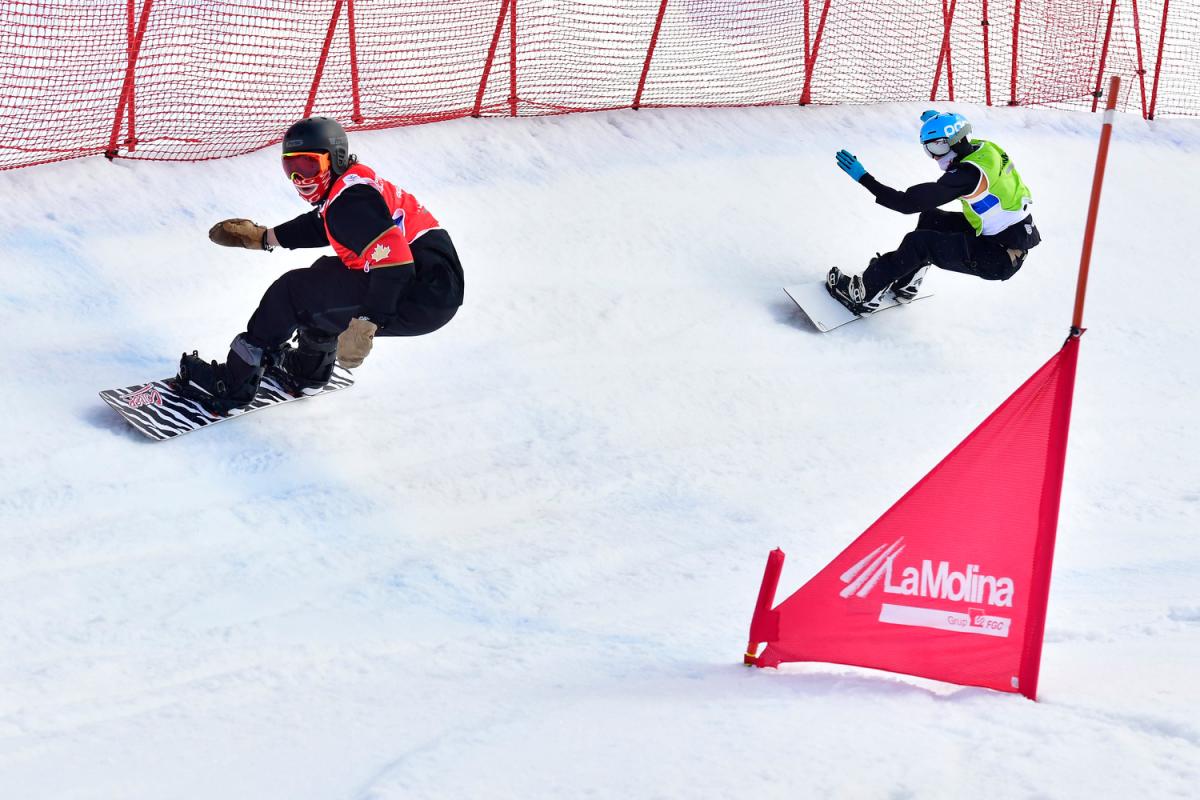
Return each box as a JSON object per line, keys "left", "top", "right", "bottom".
{"left": 100, "top": 365, "right": 354, "bottom": 441}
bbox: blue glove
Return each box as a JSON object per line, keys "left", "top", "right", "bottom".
{"left": 836, "top": 149, "right": 867, "bottom": 182}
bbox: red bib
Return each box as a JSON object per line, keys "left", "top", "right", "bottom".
{"left": 319, "top": 164, "right": 440, "bottom": 271}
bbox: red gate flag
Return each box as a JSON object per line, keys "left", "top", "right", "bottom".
{"left": 745, "top": 336, "right": 1081, "bottom": 699}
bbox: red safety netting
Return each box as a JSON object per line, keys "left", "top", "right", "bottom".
{"left": 1, "top": 0, "right": 1196, "bottom": 171}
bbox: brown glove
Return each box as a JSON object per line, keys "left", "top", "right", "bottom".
{"left": 337, "top": 317, "right": 378, "bottom": 369}
{"left": 209, "top": 218, "right": 269, "bottom": 250}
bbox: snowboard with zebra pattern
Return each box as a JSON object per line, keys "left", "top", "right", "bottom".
{"left": 99, "top": 365, "right": 355, "bottom": 441}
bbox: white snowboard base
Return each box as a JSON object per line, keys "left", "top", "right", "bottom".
{"left": 783, "top": 281, "right": 933, "bottom": 332}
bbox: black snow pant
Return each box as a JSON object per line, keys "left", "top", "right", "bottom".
{"left": 862, "top": 209, "right": 1031, "bottom": 298}
{"left": 242, "top": 229, "right": 464, "bottom": 353}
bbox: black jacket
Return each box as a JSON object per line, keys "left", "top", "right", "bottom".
{"left": 861, "top": 158, "right": 1041, "bottom": 251}
{"left": 274, "top": 185, "right": 464, "bottom": 318}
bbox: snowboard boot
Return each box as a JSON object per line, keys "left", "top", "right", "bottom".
{"left": 276, "top": 327, "right": 338, "bottom": 396}
{"left": 175, "top": 334, "right": 266, "bottom": 414}
{"left": 826, "top": 266, "right": 889, "bottom": 315}
{"left": 891, "top": 266, "right": 930, "bottom": 303}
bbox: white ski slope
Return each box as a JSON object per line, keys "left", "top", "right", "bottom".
{"left": 1, "top": 104, "right": 1197, "bottom": 799}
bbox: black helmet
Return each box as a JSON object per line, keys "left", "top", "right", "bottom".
{"left": 282, "top": 116, "right": 351, "bottom": 173}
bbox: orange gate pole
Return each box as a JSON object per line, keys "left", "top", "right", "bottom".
{"left": 1072, "top": 75, "right": 1120, "bottom": 336}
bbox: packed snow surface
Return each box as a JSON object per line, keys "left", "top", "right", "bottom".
{"left": 1, "top": 104, "right": 1197, "bottom": 798}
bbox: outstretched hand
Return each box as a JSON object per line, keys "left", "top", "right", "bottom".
{"left": 835, "top": 149, "right": 867, "bottom": 182}
{"left": 209, "top": 218, "right": 269, "bottom": 250}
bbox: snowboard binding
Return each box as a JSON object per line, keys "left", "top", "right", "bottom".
{"left": 273, "top": 328, "right": 338, "bottom": 397}
{"left": 174, "top": 351, "right": 263, "bottom": 415}
{"left": 826, "top": 267, "right": 886, "bottom": 316}
{"left": 891, "top": 266, "right": 930, "bottom": 303}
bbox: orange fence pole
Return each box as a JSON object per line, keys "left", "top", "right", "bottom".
{"left": 1072, "top": 75, "right": 1120, "bottom": 336}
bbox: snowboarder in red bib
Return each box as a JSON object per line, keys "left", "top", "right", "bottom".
{"left": 178, "top": 116, "right": 464, "bottom": 413}
{"left": 826, "top": 110, "right": 1040, "bottom": 315}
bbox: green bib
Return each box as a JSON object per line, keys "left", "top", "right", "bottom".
{"left": 959, "top": 140, "right": 1032, "bottom": 236}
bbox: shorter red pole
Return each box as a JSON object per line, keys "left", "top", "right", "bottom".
{"left": 930, "top": 0, "right": 954, "bottom": 101}
{"left": 124, "top": 0, "right": 137, "bottom": 151}
{"left": 803, "top": 0, "right": 811, "bottom": 71}
{"left": 945, "top": 0, "right": 958, "bottom": 101}
{"left": 1009, "top": 0, "right": 1021, "bottom": 105}
{"left": 798, "top": 0, "right": 831, "bottom": 105}
{"left": 982, "top": 0, "right": 992, "bottom": 105}
{"left": 1130, "top": 0, "right": 1148, "bottom": 118}
{"left": 1072, "top": 76, "right": 1120, "bottom": 335}
{"left": 347, "top": 0, "right": 362, "bottom": 124}
{"left": 1091, "top": 0, "right": 1117, "bottom": 113}
{"left": 305, "top": 0, "right": 346, "bottom": 118}
{"left": 633, "top": 0, "right": 669, "bottom": 109}
{"left": 473, "top": 0, "right": 511, "bottom": 117}
{"left": 744, "top": 549, "right": 785, "bottom": 665}
{"left": 106, "top": 0, "right": 154, "bottom": 159}
{"left": 508, "top": 0, "right": 518, "bottom": 116}
{"left": 1148, "top": 0, "right": 1170, "bottom": 120}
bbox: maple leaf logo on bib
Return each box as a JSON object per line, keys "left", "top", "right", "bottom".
{"left": 369, "top": 243, "right": 391, "bottom": 263}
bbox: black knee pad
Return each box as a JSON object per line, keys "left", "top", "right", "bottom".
{"left": 297, "top": 327, "right": 338, "bottom": 354}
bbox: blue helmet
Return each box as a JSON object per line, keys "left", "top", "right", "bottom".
{"left": 919, "top": 110, "right": 971, "bottom": 157}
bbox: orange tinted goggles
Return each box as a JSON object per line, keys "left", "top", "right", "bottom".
{"left": 282, "top": 151, "right": 331, "bottom": 180}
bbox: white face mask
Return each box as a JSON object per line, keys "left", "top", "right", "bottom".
{"left": 935, "top": 152, "right": 958, "bottom": 172}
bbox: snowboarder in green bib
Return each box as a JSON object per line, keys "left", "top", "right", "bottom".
{"left": 827, "top": 110, "right": 1041, "bottom": 315}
